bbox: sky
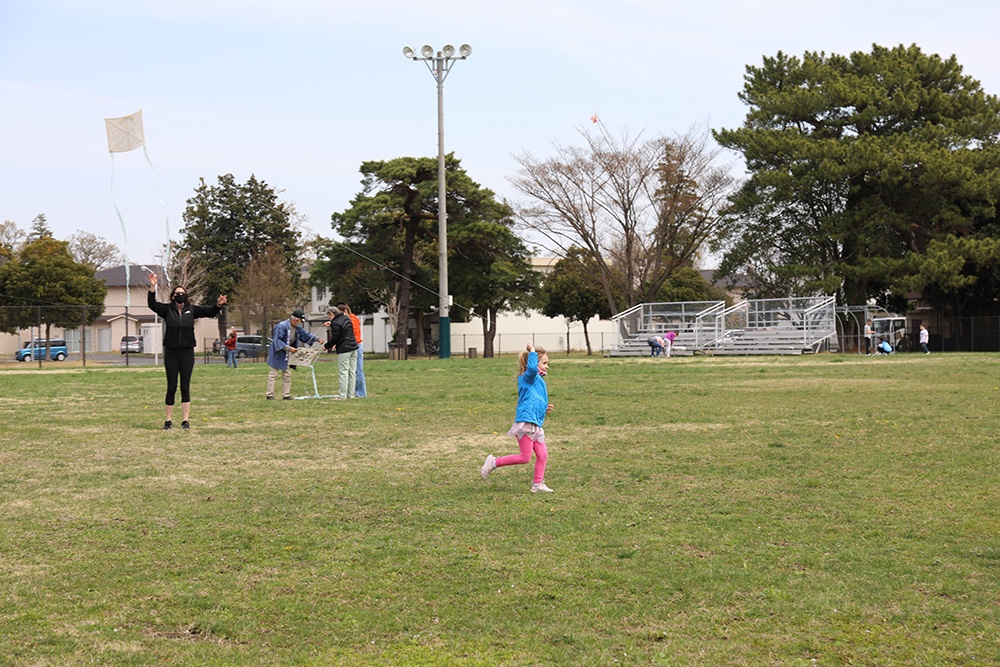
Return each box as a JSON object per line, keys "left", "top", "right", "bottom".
{"left": 2, "top": 0, "right": 999, "bottom": 266}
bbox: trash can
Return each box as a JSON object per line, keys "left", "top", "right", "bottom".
{"left": 468, "top": 347, "right": 477, "bottom": 359}
{"left": 389, "top": 343, "right": 408, "bottom": 361}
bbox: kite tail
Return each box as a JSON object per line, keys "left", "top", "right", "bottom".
{"left": 110, "top": 153, "right": 131, "bottom": 308}
{"left": 142, "top": 144, "right": 171, "bottom": 285}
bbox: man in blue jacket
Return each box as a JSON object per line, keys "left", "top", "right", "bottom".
{"left": 266, "top": 309, "right": 319, "bottom": 400}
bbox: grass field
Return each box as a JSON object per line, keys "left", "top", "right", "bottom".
{"left": 1, "top": 352, "right": 999, "bottom": 666}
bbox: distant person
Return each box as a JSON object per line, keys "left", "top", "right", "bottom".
{"left": 340, "top": 303, "right": 367, "bottom": 398}
{"left": 266, "top": 309, "right": 319, "bottom": 400}
{"left": 224, "top": 330, "right": 238, "bottom": 368}
{"left": 481, "top": 341, "right": 555, "bottom": 493}
{"left": 876, "top": 337, "right": 893, "bottom": 355}
{"left": 864, "top": 319, "right": 874, "bottom": 355}
{"left": 664, "top": 331, "right": 678, "bottom": 358}
{"left": 647, "top": 336, "right": 665, "bottom": 357}
{"left": 919, "top": 324, "right": 930, "bottom": 354}
{"left": 323, "top": 305, "right": 359, "bottom": 399}
{"left": 147, "top": 272, "right": 227, "bottom": 430}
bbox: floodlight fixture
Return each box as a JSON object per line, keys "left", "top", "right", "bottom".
{"left": 442, "top": 44, "right": 455, "bottom": 57}
{"left": 421, "top": 44, "right": 434, "bottom": 58}
{"left": 402, "top": 46, "right": 415, "bottom": 59}
{"left": 459, "top": 44, "right": 472, "bottom": 57}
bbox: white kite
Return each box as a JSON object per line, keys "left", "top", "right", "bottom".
{"left": 104, "top": 108, "right": 171, "bottom": 305}
{"left": 105, "top": 110, "right": 145, "bottom": 153}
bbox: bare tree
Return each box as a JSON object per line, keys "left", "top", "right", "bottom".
{"left": 159, "top": 242, "right": 210, "bottom": 307}
{"left": 67, "top": 231, "right": 126, "bottom": 271}
{"left": 509, "top": 125, "right": 734, "bottom": 313}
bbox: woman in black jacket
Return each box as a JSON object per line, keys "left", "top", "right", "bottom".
{"left": 147, "top": 272, "right": 227, "bottom": 430}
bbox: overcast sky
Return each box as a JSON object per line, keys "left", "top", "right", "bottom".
{"left": 2, "top": 0, "right": 998, "bottom": 265}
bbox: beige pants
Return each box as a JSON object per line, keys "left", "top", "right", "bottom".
{"left": 266, "top": 366, "right": 292, "bottom": 398}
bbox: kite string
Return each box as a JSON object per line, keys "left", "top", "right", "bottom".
{"left": 240, "top": 192, "right": 481, "bottom": 323}
{"left": 109, "top": 153, "right": 131, "bottom": 309}
{"left": 142, "top": 144, "right": 172, "bottom": 285}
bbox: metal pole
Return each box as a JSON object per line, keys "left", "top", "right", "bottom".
{"left": 36, "top": 306, "right": 42, "bottom": 368}
{"left": 125, "top": 305, "right": 130, "bottom": 367}
{"left": 153, "top": 258, "right": 162, "bottom": 366}
{"left": 436, "top": 52, "right": 451, "bottom": 359}
{"left": 404, "top": 44, "right": 470, "bottom": 358}
{"left": 81, "top": 306, "right": 87, "bottom": 368}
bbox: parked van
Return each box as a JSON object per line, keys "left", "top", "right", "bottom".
{"left": 16, "top": 338, "right": 68, "bottom": 362}
{"left": 217, "top": 335, "right": 263, "bottom": 357}
{"left": 230, "top": 335, "right": 263, "bottom": 358}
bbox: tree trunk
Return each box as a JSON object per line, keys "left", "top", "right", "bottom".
{"left": 414, "top": 310, "right": 425, "bottom": 356}
{"left": 583, "top": 320, "right": 593, "bottom": 355}
{"left": 395, "top": 226, "right": 417, "bottom": 345}
{"left": 482, "top": 307, "right": 497, "bottom": 358}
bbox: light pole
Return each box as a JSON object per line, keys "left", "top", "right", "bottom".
{"left": 403, "top": 43, "right": 472, "bottom": 359}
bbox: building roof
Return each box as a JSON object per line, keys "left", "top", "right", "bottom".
{"left": 699, "top": 269, "right": 755, "bottom": 290}
{"left": 95, "top": 264, "right": 162, "bottom": 288}
{"left": 530, "top": 257, "right": 560, "bottom": 274}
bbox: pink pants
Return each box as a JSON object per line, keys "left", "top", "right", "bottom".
{"left": 495, "top": 435, "right": 548, "bottom": 484}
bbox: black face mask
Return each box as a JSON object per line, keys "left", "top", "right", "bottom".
{"left": 173, "top": 293, "right": 187, "bottom": 304}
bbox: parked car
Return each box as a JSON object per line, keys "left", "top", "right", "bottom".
{"left": 219, "top": 334, "right": 264, "bottom": 359}
{"left": 120, "top": 335, "right": 144, "bottom": 354}
{"left": 16, "top": 338, "right": 68, "bottom": 362}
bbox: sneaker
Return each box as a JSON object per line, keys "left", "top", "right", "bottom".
{"left": 531, "top": 482, "right": 553, "bottom": 493}
{"left": 265, "top": 396, "right": 275, "bottom": 401}
{"left": 481, "top": 454, "right": 496, "bottom": 480}
{"left": 163, "top": 420, "right": 172, "bottom": 430}
{"left": 181, "top": 421, "right": 190, "bottom": 430}
{"left": 283, "top": 396, "right": 293, "bottom": 401}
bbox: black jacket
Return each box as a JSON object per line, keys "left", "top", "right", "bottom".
{"left": 147, "top": 290, "right": 221, "bottom": 349}
{"left": 324, "top": 313, "right": 358, "bottom": 354}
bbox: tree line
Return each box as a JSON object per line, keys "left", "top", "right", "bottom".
{"left": 4, "top": 43, "right": 999, "bottom": 354}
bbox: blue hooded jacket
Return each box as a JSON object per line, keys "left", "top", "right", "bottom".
{"left": 514, "top": 351, "right": 548, "bottom": 427}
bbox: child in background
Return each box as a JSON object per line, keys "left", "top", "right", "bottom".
{"left": 224, "top": 330, "right": 238, "bottom": 368}
{"left": 647, "top": 336, "right": 665, "bottom": 357}
{"left": 664, "top": 330, "right": 677, "bottom": 357}
{"left": 481, "top": 341, "right": 555, "bottom": 493}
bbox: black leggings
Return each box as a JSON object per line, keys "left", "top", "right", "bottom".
{"left": 163, "top": 346, "right": 196, "bottom": 405}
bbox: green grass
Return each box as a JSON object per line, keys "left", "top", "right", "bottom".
{"left": 1, "top": 353, "right": 999, "bottom": 665}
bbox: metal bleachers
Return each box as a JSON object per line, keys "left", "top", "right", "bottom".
{"left": 608, "top": 301, "right": 725, "bottom": 357}
{"left": 609, "top": 297, "right": 838, "bottom": 357}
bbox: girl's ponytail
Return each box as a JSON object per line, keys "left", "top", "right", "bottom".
{"left": 518, "top": 346, "right": 546, "bottom": 375}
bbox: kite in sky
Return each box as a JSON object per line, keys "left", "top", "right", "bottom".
{"left": 105, "top": 110, "right": 145, "bottom": 153}
{"left": 104, "top": 108, "right": 171, "bottom": 306}
{"left": 590, "top": 113, "right": 599, "bottom": 124}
